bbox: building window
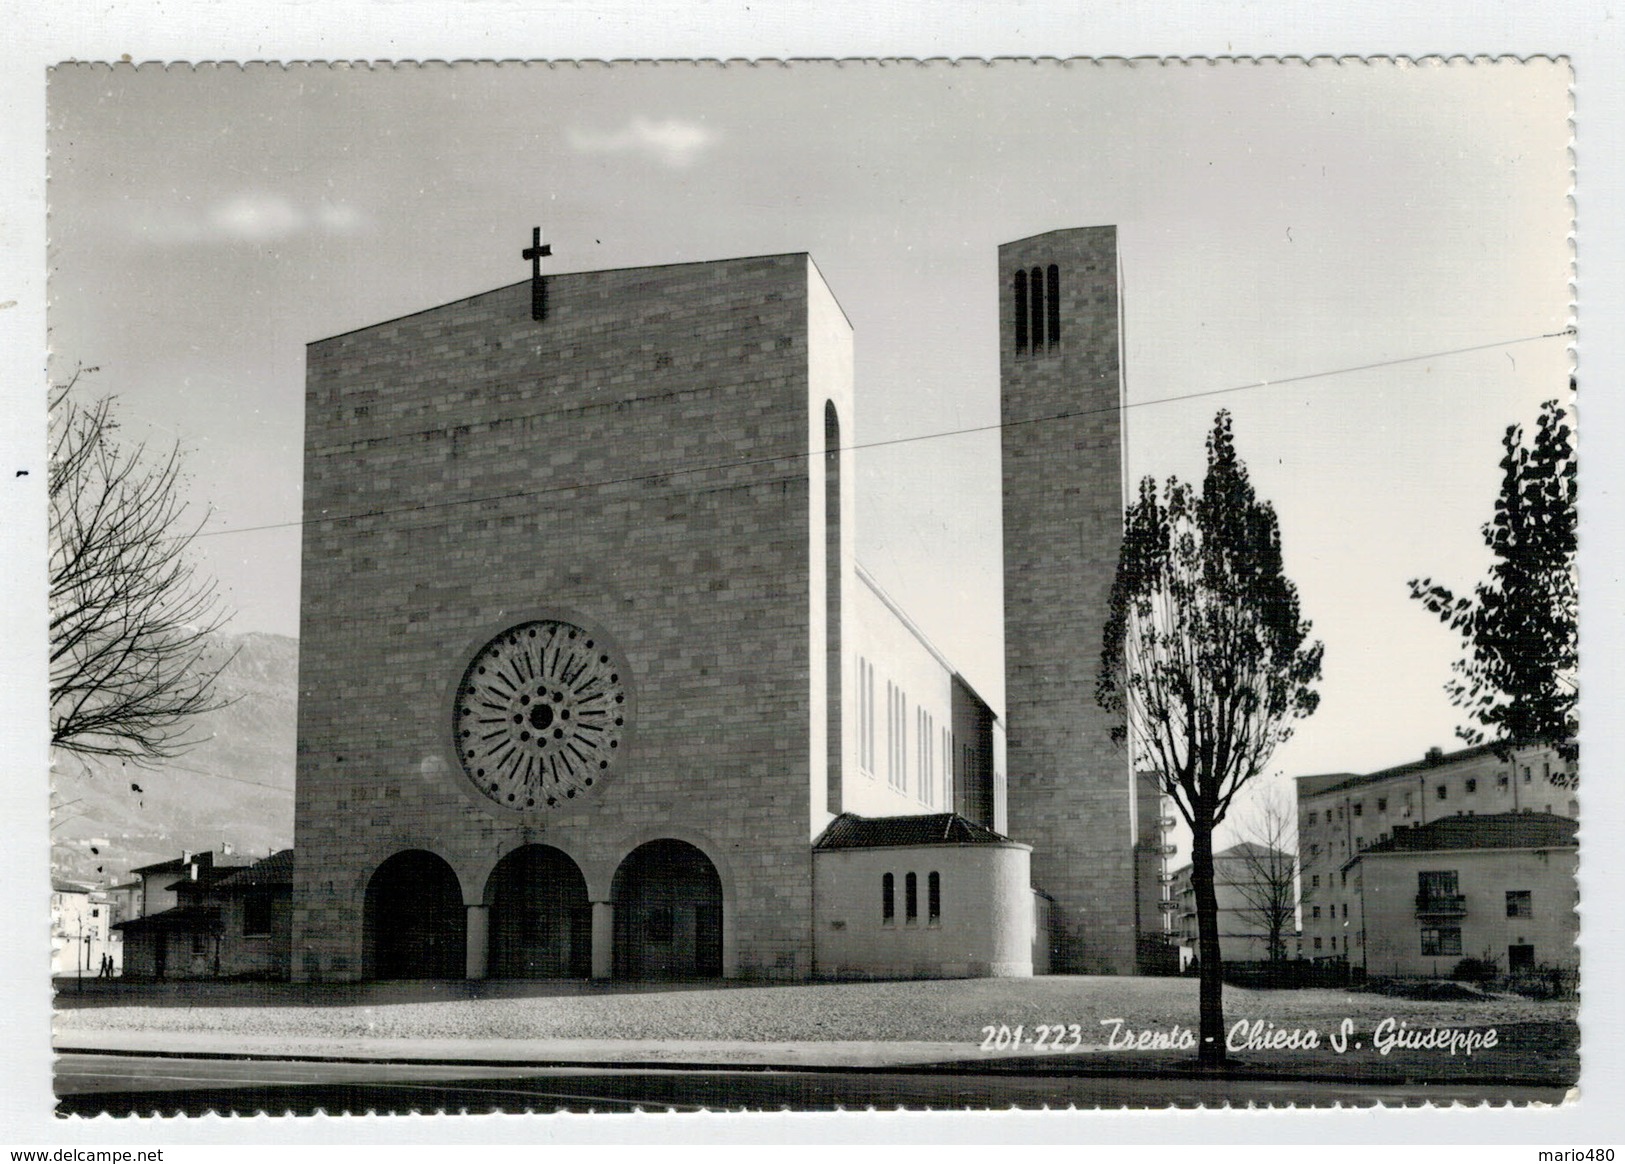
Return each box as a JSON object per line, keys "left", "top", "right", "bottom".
{"left": 1311, "top": 875, "right": 1320, "bottom": 889}
{"left": 905, "top": 872, "right": 919, "bottom": 924}
{"left": 1314, "top": 937, "right": 1323, "bottom": 951}
{"left": 1509, "top": 944, "right": 1535, "bottom": 971}
{"left": 1418, "top": 870, "right": 1460, "bottom": 898}
{"left": 928, "top": 872, "right": 941, "bottom": 924}
{"left": 1377, "top": 797, "right": 1387, "bottom": 813}
{"left": 1310, "top": 844, "right": 1320, "bottom": 858}
{"left": 1506, "top": 890, "right": 1532, "bottom": 918}
{"left": 1465, "top": 778, "right": 1477, "bottom": 794}
{"left": 1523, "top": 766, "right": 1532, "bottom": 783}
{"left": 190, "top": 932, "right": 208, "bottom": 955}
{"left": 1356, "top": 836, "right": 1364, "bottom": 849}
{"left": 882, "top": 873, "right": 895, "bottom": 924}
{"left": 1420, "top": 927, "right": 1463, "bottom": 956}
{"left": 1312, "top": 906, "right": 1321, "bottom": 919}
{"left": 1353, "top": 803, "right": 1363, "bottom": 817}
{"left": 1013, "top": 270, "right": 1029, "bottom": 351}
{"left": 1436, "top": 784, "right": 1448, "bottom": 801}
{"left": 1342, "top": 903, "right": 1348, "bottom": 919}
{"left": 243, "top": 891, "right": 273, "bottom": 937}
{"left": 1499, "top": 773, "right": 1510, "bottom": 787}
{"left": 1308, "top": 811, "right": 1317, "bottom": 826}
{"left": 1029, "top": 266, "right": 1046, "bottom": 348}
{"left": 1046, "top": 264, "right": 1061, "bottom": 346}
{"left": 917, "top": 708, "right": 934, "bottom": 805}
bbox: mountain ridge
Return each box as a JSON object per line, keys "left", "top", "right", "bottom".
{"left": 50, "top": 630, "right": 298, "bottom": 888}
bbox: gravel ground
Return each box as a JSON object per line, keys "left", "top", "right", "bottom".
{"left": 54, "top": 976, "right": 1577, "bottom": 1045}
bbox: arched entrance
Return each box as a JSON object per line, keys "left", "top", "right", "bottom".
{"left": 363, "top": 850, "right": 466, "bottom": 979}
{"left": 612, "top": 839, "right": 723, "bottom": 979}
{"left": 485, "top": 844, "right": 591, "bottom": 978}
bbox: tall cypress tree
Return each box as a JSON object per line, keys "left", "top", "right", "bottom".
{"left": 1098, "top": 410, "right": 1323, "bottom": 1064}
{"left": 1410, "top": 395, "right": 1578, "bottom": 771}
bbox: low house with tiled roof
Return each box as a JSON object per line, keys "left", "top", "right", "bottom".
{"left": 114, "top": 849, "right": 293, "bottom": 979}
{"left": 811, "top": 812, "right": 1045, "bottom": 979}
{"left": 1343, "top": 813, "right": 1576, "bottom": 979}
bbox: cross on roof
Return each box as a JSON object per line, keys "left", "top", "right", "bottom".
{"left": 522, "top": 226, "right": 552, "bottom": 321}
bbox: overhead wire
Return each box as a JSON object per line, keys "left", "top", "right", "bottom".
{"left": 191, "top": 327, "right": 1574, "bottom": 543}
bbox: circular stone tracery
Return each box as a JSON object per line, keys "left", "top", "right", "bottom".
{"left": 453, "top": 620, "right": 628, "bottom": 812}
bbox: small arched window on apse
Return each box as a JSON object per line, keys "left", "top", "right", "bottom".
{"left": 1013, "top": 269, "right": 1029, "bottom": 352}
{"left": 928, "top": 871, "right": 941, "bottom": 925}
{"left": 882, "top": 872, "right": 895, "bottom": 924}
{"left": 1046, "top": 265, "right": 1061, "bottom": 346}
{"left": 1029, "top": 267, "right": 1046, "bottom": 349}
{"left": 905, "top": 872, "right": 919, "bottom": 923}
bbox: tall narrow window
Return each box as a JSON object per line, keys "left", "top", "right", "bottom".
{"left": 1013, "top": 270, "right": 1029, "bottom": 351}
{"left": 824, "top": 401, "right": 842, "bottom": 814}
{"left": 885, "top": 680, "right": 895, "bottom": 788}
{"left": 867, "top": 662, "right": 875, "bottom": 773}
{"left": 882, "top": 873, "right": 895, "bottom": 924}
{"left": 928, "top": 872, "right": 941, "bottom": 924}
{"left": 1046, "top": 264, "right": 1061, "bottom": 346}
{"left": 905, "top": 872, "right": 918, "bottom": 923}
{"left": 1029, "top": 266, "right": 1046, "bottom": 348}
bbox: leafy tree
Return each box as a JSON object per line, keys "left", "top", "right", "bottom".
{"left": 1409, "top": 395, "right": 1577, "bottom": 771}
{"left": 49, "top": 376, "right": 236, "bottom": 763}
{"left": 1098, "top": 411, "right": 1323, "bottom": 1063}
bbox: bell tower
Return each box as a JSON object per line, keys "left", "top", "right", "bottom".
{"left": 999, "top": 226, "right": 1138, "bottom": 974}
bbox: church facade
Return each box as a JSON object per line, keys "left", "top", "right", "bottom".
{"left": 289, "top": 227, "right": 1154, "bottom": 982}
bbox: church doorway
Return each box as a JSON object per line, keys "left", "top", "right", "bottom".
{"left": 363, "top": 850, "right": 466, "bottom": 979}
{"left": 611, "top": 840, "right": 723, "bottom": 980}
{"left": 485, "top": 844, "right": 591, "bottom": 978}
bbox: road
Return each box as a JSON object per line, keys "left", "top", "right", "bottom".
{"left": 54, "top": 1054, "right": 1569, "bottom": 1116}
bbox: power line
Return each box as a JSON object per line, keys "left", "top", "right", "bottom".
{"left": 143, "top": 759, "right": 293, "bottom": 793}
{"left": 194, "top": 327, "right": 1573, "bottom": 543}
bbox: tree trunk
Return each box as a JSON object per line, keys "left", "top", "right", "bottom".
{"left": 1190, "top": 821, "right": 1226, "bottom": 1064}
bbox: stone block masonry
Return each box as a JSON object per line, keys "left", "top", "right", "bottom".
{"left": 293, "top": 254, "right": 843, "bottom": 981}
{"left": 999, "top": 227, "right": 1138, "bottom": 975}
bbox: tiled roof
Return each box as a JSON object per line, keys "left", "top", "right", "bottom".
{"left": 813, "top": 813, "right": 1014, "bottom": 850}
{"left": 111, "top": 905, "right": 221, "bottom": 933}
{"left": 1298, "top": 743, "right": 1507, "bottom": 797}
{"left": 1359, "top": 812, "right": 1576, "bottom": 855}
{"left": 162, "top": 861, "right": 252, "bottom": 893}
{"left": 211, "top": 849, "right": 294, "bottom": 891}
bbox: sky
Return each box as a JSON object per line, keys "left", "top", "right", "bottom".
{"left": 44, "top": 58, "right": 1573, "bottom": 804}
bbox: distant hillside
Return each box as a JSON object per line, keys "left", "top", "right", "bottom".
{"left": 50, "top": 631, "right": 298, "bottom": 887}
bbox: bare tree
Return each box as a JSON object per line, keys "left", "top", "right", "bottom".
{"left": 49, "top": 376, "right": 236, "bottom": 762}
{"left": 1098, "top": 411, "right": 1324, "bottom": 1064}
{"left": 1226, "top": 785, "right": 1300, "bottom": 963}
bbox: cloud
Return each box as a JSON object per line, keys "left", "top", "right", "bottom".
{"left": 566, "top": 117, "right": 717, "bottom": 168}
{"left": 123, "top": 194, "right": 371, "bottom": 246}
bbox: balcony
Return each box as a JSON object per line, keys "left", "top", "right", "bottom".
{"left": 1415, "top": 893, "right": 1467, "bottom": 918}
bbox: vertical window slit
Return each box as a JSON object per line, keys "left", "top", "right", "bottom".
{"left": 1029, "top": 266, "right": 1045, "bottom": 349}
{"left": 1047, "top": 264, "right": 1061, "bottom": 346}
{"left": 1013, "top": 270, "right": 1029, "bottom": 351}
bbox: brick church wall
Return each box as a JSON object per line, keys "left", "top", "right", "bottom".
{"left": 292, "top": 254, "right": 840, "bottom": 981}
{"left": 999, "top": 227, "right": 1137, "bottom": 974}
